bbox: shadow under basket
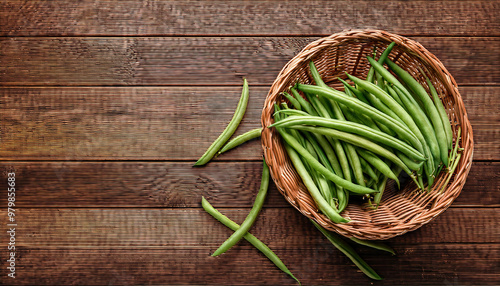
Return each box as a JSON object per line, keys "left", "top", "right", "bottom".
{"left": 261, "top": 29, "right": 473, "bottom": 240}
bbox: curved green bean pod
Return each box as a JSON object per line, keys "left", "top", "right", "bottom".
{"left": 195, "top": 79, "right": 249, "bottom": 166}
{"left": 212, "top": 160, "right": 270, "bottom": 256}
{"left": 295, "top": 83, "right": 421, "bottom": 151}
{"left": 217, "top": 128, "right": 261, "bottom": 155}
{"left": 269, "top": 116, "right": 424, "bottom": 161}
{"left": 279, "top": 130, "right": 377, "bottom": 195}
{"left": 311, "top": 220, "right": 382, "bottom": 280}
{"left": 385, "top": 59, "right": 448, "bottom": 166}
{"left": 201, "top": 197, "right": 301, "bottom": 285}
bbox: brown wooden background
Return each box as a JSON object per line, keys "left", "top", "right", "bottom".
{"left": 0, "top": 1, "right": 499, "bottom": 285}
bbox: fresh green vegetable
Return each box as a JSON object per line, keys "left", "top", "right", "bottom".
{"left": 212, "top": 160, "right": 270, "bottom": 256}
{"left": 217, "top": 128, "right": 261, "bottom": 155}
{"left": 195, "top": 79, "right": 249, "bottom": 166}
{"left": 201, "top": 197, "right": 300, "bottom": 285}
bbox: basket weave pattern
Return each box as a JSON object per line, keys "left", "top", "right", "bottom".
{"left": 261, "top": 30, "right": 473, "bottom": 240}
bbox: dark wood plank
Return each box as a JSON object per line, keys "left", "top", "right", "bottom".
{"left": 0, "top": 208, "right": 497, "bottom": 247}
{"left": 1, "top": 1, "right": 498, "bottom": 36}
{"left": 0, "top": 86, "right": 497, "bottom": 160}
{"left": 3, "top": 245, "right": 499, "bottom": 285}
{"left": 0, "top": 162, "right": 497, "bottom": 208}
{"left": 0, "top": 37, "right": 498, "bottom": 86}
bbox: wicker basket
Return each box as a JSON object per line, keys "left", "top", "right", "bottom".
{"left": 261, "top": 30, "right": 473, "bottom": 240}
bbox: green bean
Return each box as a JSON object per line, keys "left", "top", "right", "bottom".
{"left": 385, "top": 84, "right": 404, "bottom": 108}
{"left": 359, "top": 156, "right": 379, "bottom": 183}
{"left": 311, "top": 220, "right": 382, "bottom": 280}
{"left": 291, "top": 87, "right": 317, "bottom": 116}
{"left": 288, "top": 125, "right": 419, "bottom": 186}
{"left": 307, "top": 79, "right": 367, "bottom": 188}
{"left": 296, "top": 83, "right": 422, "bottom": 152}
{"left": 361, "top": 87, "right": 405, "bottom": 124}
{"left": 201, "top": 197, "right": 301, "bottom": 285}
{"left": 344, "top": 142, "right": 366, "bottom": 186}
{"left": 366, "top": 42, "right": 396, "bottom": 83}
{"left": 356, "top": 148, "right": 400, "bottom": 189}
{"left": 212, "top": 160, "right": 270, "bottom": 256}
{"left": 393, "top": 85, "right": 436, "bottom": 186}
{"left": 270, "top": 116, "right": 425, "bottom": 161}
{"left": 350, "top": 236, "right": 395, "bottom": 256}
{"left": 217, "top": 128, "right": 261, "bottom": 155}
{"left": 338, "top": 78, "right": 370, "bottom": 104}
{"left": 373, "top": 175, "right": 389, "bottom": 206}
{"left": 339, "top": 91, "right": 396, "bottom": 137}
{"left": 282, "top": 91, "right": 302, "bottom": 110}
{"left": 279, "top": 129, "right": 378, "bottom": 195}
{"left": 425, "top": 77, "right": 453, "bottom": 150}
{"left": 302, "top": 132, "right": 333, "bottom": 173}
{"left": 375, "top": 72, "right": 386, "bottom": 90}
{"left": 396, "top": 150, "right": 425, "bottom": 171}
{"left": 195, "top": 79, "right": 249, "bottom": 166}
{"left": 282, "top": 140, "right": 350, "bottom": 223}
{"left": 385, "top": 59, "right": 448, "bottom": 166}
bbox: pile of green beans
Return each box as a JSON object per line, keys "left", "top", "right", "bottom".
{"left": 272, "top": 42, "right": 455, "bottom": 214}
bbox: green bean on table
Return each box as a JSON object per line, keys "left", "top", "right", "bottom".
{"left": 201, "top": 197, "right": 301, "bottom": 285}
{"left": 194, "top": 78, "right": 249, "bottom": 166}
{"left": 217, "top": 128, "right": 262, "bottom": 155}
{"left": 212, "top": 160, "right": 270, "bottom": 256}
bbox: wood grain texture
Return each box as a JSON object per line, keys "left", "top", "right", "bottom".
{"left": 1, "top": 37, "right": 498, "bottom": 86}
{"left": 0, "top": 161, "right": 497, "bottom": 208}
{"left": 1, "top": 1, "right": 498, "bottom": 36}
{"left": 2, "top": 245, "right": 499, "bottom": 285}
{"left": 1, "top": 86, "right": 497, "bottom": 160}
{"left": 0, "top": 208, "right": 498, "bottom": 247}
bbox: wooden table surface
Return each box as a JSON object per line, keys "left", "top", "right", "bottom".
{"left": 1, "top": 1, "right": 499, "bottom": 285}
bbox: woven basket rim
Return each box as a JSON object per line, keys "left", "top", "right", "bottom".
{"left": 260, "top": 29, "right": 474, "bottom": 240}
